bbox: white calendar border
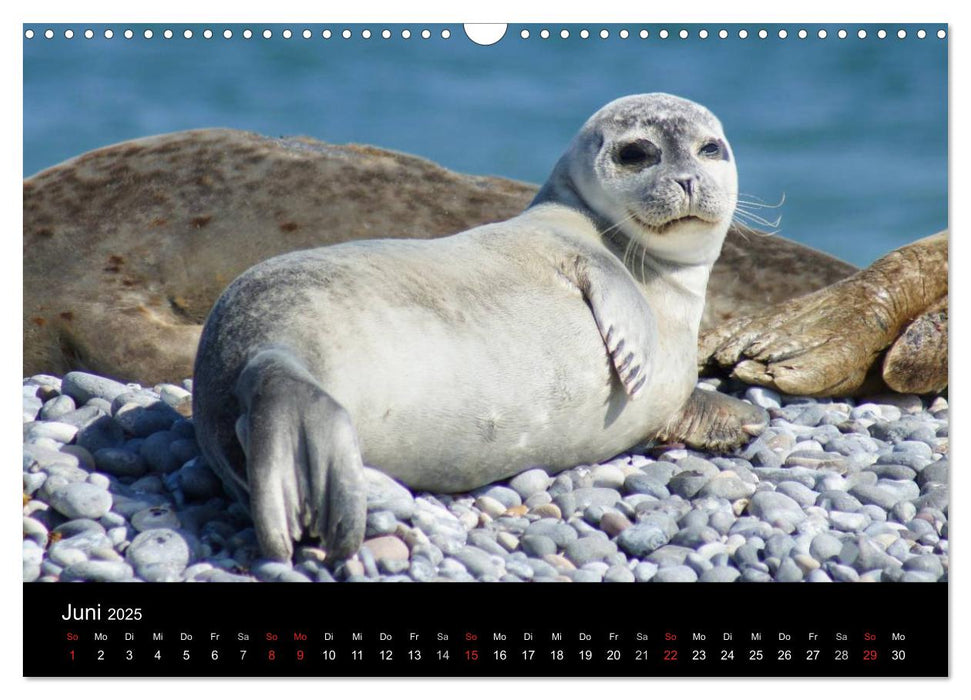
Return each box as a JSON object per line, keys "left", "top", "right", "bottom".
{"left": 7, "top": 1, "right": 963, "bottom": 698}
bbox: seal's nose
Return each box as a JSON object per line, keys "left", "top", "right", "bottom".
{"left": 674, "top": 176, "right": 696, "bottom": 198}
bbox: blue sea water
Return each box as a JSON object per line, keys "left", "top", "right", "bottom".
{"left": 23, "top": 23, "right": 947, "bottom": 266}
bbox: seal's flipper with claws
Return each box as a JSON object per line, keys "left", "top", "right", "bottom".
{"left": 658, "top": 388, "right": 768, "bottom": 453}
{"left": 232, "top": 348, "right": 367, "bottom": 562}
{"left": 577, "top": 255, "right": 659, "bottom": 399}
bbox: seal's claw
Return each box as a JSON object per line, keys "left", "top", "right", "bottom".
{"left": 659, "top": 388, "right": 768, "bottom": 453}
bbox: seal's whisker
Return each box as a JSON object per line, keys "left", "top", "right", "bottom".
{"left": 735, "top": 192, "right": 786, "bottom": 209}
{"left": 733, "top": 207, "right": 782, "bottom": 229}
{"left": 731, "top": 214, "right": 782, "bottom": 238}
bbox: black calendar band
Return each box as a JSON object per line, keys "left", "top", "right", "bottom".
{"left": 23, "top": 582, "right": 947, "bottom": 677}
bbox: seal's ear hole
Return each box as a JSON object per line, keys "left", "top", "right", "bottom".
{"left": 614, "top": 140, "right": 660, "bottom": 168}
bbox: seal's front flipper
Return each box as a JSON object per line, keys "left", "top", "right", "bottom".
{"left": 578, "top": 259, "right": 658, "bottom": 399}
{"left": 658, "top": 388, "right": 767, "bottom": 452}
{"left": 235, "top": 348, "right": 367, "bottom": 563}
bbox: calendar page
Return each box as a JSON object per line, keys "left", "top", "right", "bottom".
{"left": 22, "top": 19, "right": 948, "bottom": 678}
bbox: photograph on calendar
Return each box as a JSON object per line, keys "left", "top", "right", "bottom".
{"left": 23, "top": 23, "right": 947, "bottom": 590}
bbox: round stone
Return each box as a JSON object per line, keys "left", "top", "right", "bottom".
{"left": 126, "top": 528, "right": 191, "bottom": 581}
{"left": 699, "top": 473, "right": 755, "bottom": 500}
{"left": 364, "top": 468, "right": 415, "bottom": 519}
{"left": 47, "top": 481, "right": 112, "bottom": 520}
{"left": 699, "top": 565, "right": 741, "bottom": 582}
{"left": 62, "top": 372, "right": 129, "bottom": 404}
{"left": 849, "top": 484, "right": 900, "bottom": 510}
{"left": 599, "top": 511, "right": 632, "bottom": 537}
{"left": 61, "top": 560, "right": 134, "bottom": 582}
{"left": 617, "top": 524, "right": 669, "bottom": 558}
{"left": 667, "top": 471, "right": 712, "bottom": 498}
{"left": 564, "top": 536, "right": 617, "bottom": 567}
{"left": 521, "top": 535, "right": 557, "bottom": 558}
{"left": 132, "top": 505, "right": 181, "bottom": 532}
{"left": 473, "top": 485, "right": 521, "bottom": 509}
{"left": 508, "top": 468, "right": 552, "bottom": 499}
{"left": 452, "top": 546, "right": 501, "bottom": 579}
{"left": 603, "top": 564, "right": 634, "bottom": 582}
{"left": 651, "top": 565, "right": 698, "bottom": 583}
{"left": 590, "top": 464, "right": 626, "bottom": 490}
{"left": 39, "top": 395, "right": 77, "bottom": 421}
{"left": 810, "top": 533, "right": 844, "bottom": 561}
{"left": 747, "top": 491, "right": 806, "bottom": 532}
{"left": 92, "top": 447, "right": 147, "bottom": 477}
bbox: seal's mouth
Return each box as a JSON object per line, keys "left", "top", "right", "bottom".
{"left": 629, "top": 211, "right": 709, "bottom": 235}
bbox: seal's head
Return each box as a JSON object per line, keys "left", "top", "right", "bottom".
{"left": 533, "top": 93, "right": 738, "bottom": 266}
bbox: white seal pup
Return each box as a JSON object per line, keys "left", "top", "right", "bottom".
{"left": 193, "top": 93, "right": 767, "bottom": 562}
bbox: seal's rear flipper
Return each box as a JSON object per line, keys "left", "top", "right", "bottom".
{"left": 658, "top": 388, "right": 767, "bottom": 453}
{"left": 235, "top": 347, "right": 367, "bottom": 563}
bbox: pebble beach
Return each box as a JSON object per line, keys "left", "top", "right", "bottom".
{"left": 23, "top": 371, "right": 948, "bottom": 584}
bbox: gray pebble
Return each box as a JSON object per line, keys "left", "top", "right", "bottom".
{"left": 564, "top": 536, "right": 617, "bottom": 566}
{"left": 590, "top": 464, "right": 626, "bottom": 490}
{"left": 467, "top": 531, "right": 509, "bottom": 558}
{"left": 524, "top": 519, "right": 578, "bottom": 548}
{"left": 473, "top": 485, "right": 521, "bottom": 509}
{"left": 774, "top": 557, "right": 805, "bottom": 582}
{"left": 178, "top": 460, "right": 223, "bottom": 500}
{"left": 652, "top": 565, "right": 698, "bottom": 582}
{"left": 699, "top": 566, "right": 741, "bottom": 582}
{"left": 810, "top": 533, "right": 844, "bottom": 561}
{"left": 23, "top": 542, "right": 44, "bottom": 581}
{"left": 25, "top": 421, "right": 79, "bottom": 444}
{"left": 623, "top": 473, "right": 670, "bottom": 499}
{"left": 132, "top": 505, "right": 181, "bottom": 532}
{"left": 62, "top": 372, "right": 129, "bottom": 404}
{"left": 504, "top": 558, "right": 534, "bottom": 580}
{"left": 366, "top": 510, "right": 399, "bottom": 537}
{"left": 93, "top": 447, "right": 147, "bottom": 478}
{"left": 75, "top": 416, "right": 125, "bottom": 453}
{"left": 849, "top": 484, "right": 900, "bottom": 510}
{"left": 829, "top": 511, "right": 870, "bottom": 532}
{"left": 671, "top": 525, "right": 719, "bottom": 548}
{"left": 452, "top": 546, "right": 501, "bottom": 579}
{"left": 508, "top": 469, "right": 552, "bottom": 499}
{"left": 603, "top": 564, "right": 634, "bottom": 582}
{"left": 745, "top": 386, "right": 781, "bottom": 409}
{"left": 617, "top": 524, "right": 669, "bottom": 558}
{"left": 23, "top": 472, "right": 47, "bottom": 496}
{"left": 917, "top": 460, "right": 948, "bottom": 487}
{"left": 902, "top": 553, "right": 944, "bottom": 578}
{"left": 521, "top": 534, "right": 557, "bottom": 558}
{"left": 53, "top": 518, "right": 106, "bottom": 538}
{"left": 866, "top": 463, "right": 917, "bottom": 480}
{"left": 572, "top": 569, "right": 604, "bottom": 582}
{"left": 61, "top": 560, "right": 135, "bottom": 582}
{"left": 667, "top": 471, "right": 712, "bottom": 499}
{"left": 126, "top": 528, "right": 191, "bottom": 581}
{"left": 747, "top": 491, "right": 806, "bottom": 532}
{"left": 114, "top": 403, "right": 180, "bottom": 437}
{"left": 364, "top": 468, "right": 416, "bottom": 519}
{"left": 40, "top": 394, "right": 77, "bottom": 421}
{"left": 47, "top": 480, "right": 113, "bottom": 520}
{"left": 785, "top": 450, "right": 846, "bottom": 469}
{"left": 138, "top": 431, "right": 181, "bottom": 473}
{"left": 775, "top": 481, "right": 817, "bottom": 508}
{"left": 23, "top": 395, "right": 44, "bottom": 423}
{"left": 698, "top": 474, "right": 755, "bottom": 500}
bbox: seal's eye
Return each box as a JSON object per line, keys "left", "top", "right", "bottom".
{"left": 614, "top": 140, "right": 659, "bottom": 167}
{"left": 699, "top": 141, "right": 723, "bottom": 158}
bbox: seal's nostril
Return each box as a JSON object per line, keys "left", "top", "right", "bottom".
{"left": 675, "top": 177, "right": 695, "bottom": 197}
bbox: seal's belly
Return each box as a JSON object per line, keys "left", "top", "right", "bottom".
{"left": 310, "top": 288, "right": 691, "bottom": 491}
